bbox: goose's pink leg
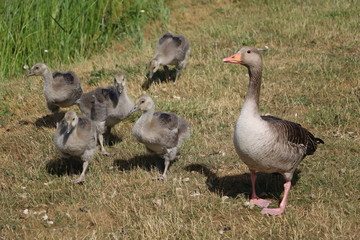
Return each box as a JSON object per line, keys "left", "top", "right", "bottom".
{"left": 261, "top": 181, "right": 291, "bottom": 216}
{"left": 249, "top": 170, "right": 271, "bottom": 208}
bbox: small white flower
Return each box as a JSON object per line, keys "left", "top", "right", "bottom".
{"left": 18, "top": 193, "right": 28, "bottom": 199}
{"left": 243, "top": 201, "right": 255, "bottom": 209}
{"left": 42, "top": 214, "right": 49, "bottom": 220}
{"left": 23, "top": 209, "right": 29, "bottom": 215}
{"left": 47, "top": 221, "right": 54, "bottom": 225}
{"left": 44, "top": 49, "right": 49, "bottom": 53}
{"left": 44, "top": 181, "right": 53, "bottom": 186}
{"left": 140, "top": 10, "right": 145, "bottom": 13}
{"left": 23, "top": 65, "right": 29, "bottom": 70}
{"left": 221, "top": 196, "right": 229, "bottom": 202}
{"left": 190, "top": 190, "right": 201, "bottom": 197}
{"left": 182, "top": 177, "right": 190, "bottom": 182}
{"left": 152, "top": 199, "right": 163, "bottom": 206}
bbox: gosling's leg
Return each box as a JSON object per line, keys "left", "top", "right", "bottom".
{"left": 71, "top": 161, "right": 89, "bottom": 184}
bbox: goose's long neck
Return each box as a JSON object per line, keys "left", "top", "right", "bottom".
{"left": 241, "top": 65, "right": 262, "bottom": 117}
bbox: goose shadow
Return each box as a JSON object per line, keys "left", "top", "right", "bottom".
{"left": 35, "top": 112, "right": 65, "bottom": 128}
{"left": 142, "top": 69, "right": 177, "bottom": 90}
{"left": 184, "top": 164, "right": 301, "bottom": 200}
{"left": 45, "top": 157, "right": 83, "bottom": 176}
{"left": 113, "top": 154, "right": 173, "bottom": 174}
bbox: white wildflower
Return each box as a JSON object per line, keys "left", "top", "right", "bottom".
{"left": 23, "top": 65, "right": 29, "bottom": 70}
{"left": 221, "top": 196, "right": 229, "bottom": 202}
{"left": 152, "top": 199, "right": 163, "bottom": 206}
{"left": 23, "top": 209, "right": 29, "bottom": 215}
{"left": 190, "top": 190, "right": 201, "bottom": 197}
{"left": 243, "top": 201, "right": 255, "bottom": 209}
{"left": 181, "top": 177, "right": 190, "bottom": 182}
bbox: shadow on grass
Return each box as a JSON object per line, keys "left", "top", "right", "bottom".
{"left": 106, "top": 132, "right": 123, "bottom": 147}
{"left": 142, "top": 68, "right": 176, "bottom": 90}
{"left": 184, "top": 164, "right": 301, "bottom": 200}
{"left": 34, "top": 112, "right": 65, "bottom": 128}
{"left": 46, "top": 157, "right": 83, "bottom": 176}
{"left": 113, "top": 154, "right": 167, "bottom": 173}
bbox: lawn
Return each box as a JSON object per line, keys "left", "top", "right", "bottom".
{"left": 0, "top": 0, "right": 359, "bottom": 239}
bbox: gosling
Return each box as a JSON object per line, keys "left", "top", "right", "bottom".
{"left": 130, "top": 95, "right": 190, "bottom": 179}
{"left": 77, "top": 73, "right": 134, "bottom": 155}
{"left": 27, "top": 63, "right": 83, "bottom": 113}
{"left": 54, "top": 111, "right": 97, "bottom": 183}
{"left": 147, "top": 32, "right": 190, "bottom": 83}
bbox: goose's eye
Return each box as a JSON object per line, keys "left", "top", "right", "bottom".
{"left": 35, "top": 67, "right": 39, "bottom": 70}
{"left": 247, "top": 50, "right": 251, "bottom": 54}
{"left": 140, "top": 100, "right": 145, "bottom": 104}
{"left": 72, "top": 118, "right": 75, "bottom": 121}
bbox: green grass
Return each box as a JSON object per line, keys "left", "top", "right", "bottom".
{"left": 0, "top": 0, "right": 169, "bottom": 79}
{"left": 0, "top": 0, "right": 359, "bottom": 239}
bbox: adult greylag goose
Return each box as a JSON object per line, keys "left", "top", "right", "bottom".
{"left": 27, "top": 63, "right": 83, "bottom": 113}
{"left": 147, "top": 32, "right": 191, "bottom": 83}
{"left": 130, "top": 95, "right": 190, "bottom": 179}
{"left": 77, "top": 73, "right": 134, "bottom": 155}
{"left": 223, "top": 46, "right": 324, "bottom": 216}
{"left": 54, "top": 111, "right": 97, "bottom": 183}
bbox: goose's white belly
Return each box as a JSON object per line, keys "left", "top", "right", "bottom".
{"left": 234, "top": 113, "right": 303, "bottom": 174}
{"left": 234, "top": 114, "right": 278, "bottom": 172}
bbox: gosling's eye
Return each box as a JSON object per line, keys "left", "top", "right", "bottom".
{"left": 247, "top": 50, "right": 251, "bottom": 54}
{"left": 73, "top": 118, "right": 75, "bottom": 121}
{"left": 140, "top": 100, "right": 145, "bottom": 104}
{"left": 35, "top": 67, "right": 39, "bottom": 70}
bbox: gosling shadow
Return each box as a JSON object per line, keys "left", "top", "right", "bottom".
{"left": 142, "top": 68, "right": 177, "bottom": 90}
{"left": 185, "top": 164, "right": 301, "bottom": 200}
{"left": 35, "top": 112, "right": 65, "bottom": 128}
{"left": 106, "top": 132, "right": 123, "bottom": 147}
{"left": 46, "top": 157, "right": 83, "bottom": 176}
{"left": 113, "top": 154, "right": 169, "bottom": 173}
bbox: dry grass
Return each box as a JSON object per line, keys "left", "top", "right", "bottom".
{"left": 1, "top": 0, "right": 359, "bottom": 239}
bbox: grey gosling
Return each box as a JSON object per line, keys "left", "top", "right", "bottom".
{"left": 27, "top": 62, "right": 83, "bottom": 113}
{"left": 223, "top": 46, "right": 324, "bottom": 215}
{"left": 77, "top": 73, "right": 134, "bottom": 155}
{"left": 148, "top": 32, "right": 190, "bottom": 83}
{"left": 130, "top": 95, "right": 190, "bottom": 179}
{"left": 54, "top": 111, "right": 97, "bottom": 184}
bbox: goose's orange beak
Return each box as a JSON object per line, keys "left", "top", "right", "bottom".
{"left": 223, "top": 52, "right": 241, "bottom": 64}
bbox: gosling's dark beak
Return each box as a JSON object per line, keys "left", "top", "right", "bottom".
{"left": 26, "top": 71, "right": 35, "bottom": 77}
{"left": 147, "top": 71, "right": 153, "bottom": 80}
{"left": 129, "top": 105, "right": 139, "bottom": 114}
{"left": 66, "top": 123, "right": 72, "bottom": 134}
